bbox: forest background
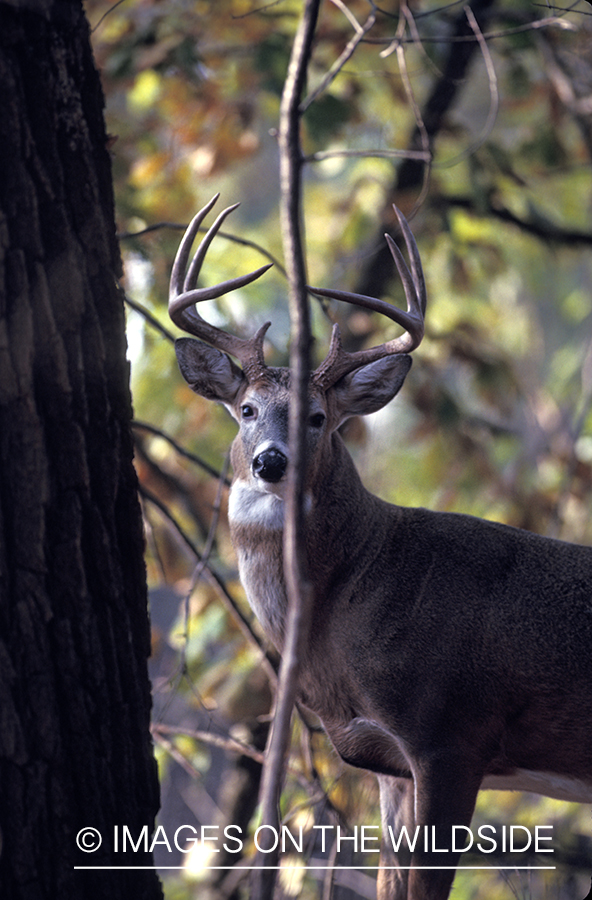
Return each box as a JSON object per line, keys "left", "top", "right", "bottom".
{"left": 86, "top": 1, "right": 592, "bottom": 899}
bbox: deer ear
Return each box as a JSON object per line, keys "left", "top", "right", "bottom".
{"left": 175, "top": 337, "right": 246, "bottom": 405}
{"left": 331, "top": 354, "right": 412, "bottom": 424}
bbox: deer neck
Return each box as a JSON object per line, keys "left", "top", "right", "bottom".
{"left": 228, "top": 434, "right": 388, "bottom": 648}
{"left": 305, "top": 435, "right": 391, "bottom": 587}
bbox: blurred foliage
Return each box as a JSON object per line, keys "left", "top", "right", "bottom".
{"left": 88, "top": 1, "right": 592, "bottom": 898}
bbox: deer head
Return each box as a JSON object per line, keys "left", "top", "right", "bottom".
{"left": 171, "top": 194, "right": 426, "bottom": 503}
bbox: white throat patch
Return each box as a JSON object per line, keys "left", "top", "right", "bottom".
{"left": 228, "top": 480, "right": 313, "bottom": 530}
{"left": 228, "top": 480, "right": 285, "bottom": 531}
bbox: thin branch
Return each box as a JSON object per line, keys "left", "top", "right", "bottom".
{"left": 300, "top": 2, "right": 376, "bottom": 112}
{"left": 321, "top": 839, "right": 339, "bottom": 900}
{"left": 118, "top": 221, "right": 188, "bottom": 239}
{"left": 400, "top": 0, "right": 445, "bottom": 79}
{"left": 153, "top": 722, "right": 335, "bottom": 789}
{"left": 134, "top": 434, "right": 211, "bottom": 542}
{"left": 436, "top": 5, "right": 499, "bottom": 169}
{"left": 124, "top": 293, "right": 177, "bottom": 343}
{"left": 253, "top": 1, "right": 321, "bottom": 897}
{"left": 375, "top": 0, "right": 465, "bottom": 21}
{"left": 133, "top": 420, "right": 231, "bottom": 484}
{"left": 536, "top": 27, "right": 592, "bottom": 160}
{"left": 90, "top": 0, "right": 131, "bottom": 33}
{"left": 330, "top": 0, "right": 369, "bottom": 32}
{"left": 119, "top": 223, "right": 288, "bottom": 280}
{"left": 153, "top": 732, "right": 204, "bottom": 780}
{"left": 305, "top": 146, "right": 431, "bottom": 163}
{"left": 393, "top": 2, "right": 432, "bottom": 210}
{"left": 178, "top": 452, "right": 231, "bottom": 675}
{"left": 440, "top": 195, "right": 592, "bottom": 246}
{"left": 352, "top": 0, "right": 497, "bottom": 303}
{"left": 140, "top": 485, "right": 278, "bottom": 685}
{"left": 378, "top": 0, "right": 408, "bottom": 58}
{"left": 532, "top": 1, "right": 592, "bottom": 18}
{"left": 142, "top": 502, "right": 168, "bottom": 584}
{"left": 152, "top": 723, "right": 266, "bottom": 766}
{"left": 365, "top": 13, "right": 578, "bottom": 46}
{"left": 231, "top": 0, "right": 286, "bottom": 19}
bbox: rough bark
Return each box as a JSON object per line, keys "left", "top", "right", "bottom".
{"left": 0, "top": 3, "right": 162, "bottom": 898}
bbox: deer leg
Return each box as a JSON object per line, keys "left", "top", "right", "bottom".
{"left": 376, "top": 774, "right": 415, "bottom": 900}
{"left": 407, "top": 753, "right": 482, "bottom": 900}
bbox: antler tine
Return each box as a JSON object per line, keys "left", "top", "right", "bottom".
{"left": 391, "top": 204, "right": 427, "bottom": 317}
{"left": 169, "top": 194, "right": 273, "bottom": 381}
{"left": 169, "top": 193, "right": 219, "bottom": 301}
{"left": 311, "top": 205, "right": 426, "bottom": 389}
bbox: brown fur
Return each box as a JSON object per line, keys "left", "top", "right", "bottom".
{"left": 176, "top": 340, "right": 592, "bottom": 900}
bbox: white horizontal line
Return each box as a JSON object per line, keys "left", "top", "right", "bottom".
{"left": 74, "top": 865, "right": 557, "bottom": 871}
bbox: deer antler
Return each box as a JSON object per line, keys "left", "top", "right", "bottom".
{"left": 169, "top": 194, "right": 273, "bottom": 382}
{"left": 310, "top": 206, "right": 427, "bottom": 389}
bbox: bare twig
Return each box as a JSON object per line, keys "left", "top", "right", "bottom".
{"left": 178, "top": 452, "right": 231, "bottom": 673}
{"left": 352, "top": 0, "right": 496, "bottom": 303}
{"left": 533, "top": 1, "right": 591, "bottom": 15}
{"left": 253, "top": 1, "right": 322, "bottom": 898}
{"left": 322, "top": 838, "right": 339, "bottom": 900}
{"left": 142, "top": 502, "right": 168, "bottom": 584}
{"left": 119, "top": 223, "right": 288, "bottom": 280}
{"left": 231, "top": 0, "right": 285, "bottom": 19}
{"left": 393, "top": 2, "right": 432, "bottom": 210}
{"left": 133, "top": 420, "right": 231, "bottom": 484}
{"left": 152, "top": 722, "right": 266, "bottom": 766}
{"left": 124, "top": 293, "right": 177, "bottom": 343}
{"left": 400, "top": 1, "right": 444, "bottom": 79}
{"left": 118, "top": 221, "right": 188, "bottom": 239}
{"left": 140, "top": 485, "right": 277, "bottom": 685}
{"left": 437, "top": 5, "right": 499, "bottom": 168}
{"left": 134, "top": 434, "right": 211, "bottom": 541}
{"left": 439, "top": 195, "right": 592, "bottom": 246}
{"left": 305, "top": 147, "right": 431, "bottom": 163}
{"left": 300, "top": 1, "right": 376, "bottom": 112}
{"left": 366, "top": 13, "right": 578, "bottom": 46}
{"left": 90, "top": 0, "right": 130, "bottom": 33}
{"left": 152, "top": 730, "right": 204, "bottom": 780}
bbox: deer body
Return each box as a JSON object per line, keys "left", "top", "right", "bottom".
{"left": 170, "top": 196, "right": 592, "bottom": 900}
{"left": 224, "top": 377, "right": 592, "bottom": 801}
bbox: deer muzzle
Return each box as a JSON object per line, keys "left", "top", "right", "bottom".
{"left": 252, "top": 447, "right": 288, "bottom": 484}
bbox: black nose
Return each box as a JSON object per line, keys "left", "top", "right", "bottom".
{"left": 252, "top": 448, "right": 288, "bottom": 483}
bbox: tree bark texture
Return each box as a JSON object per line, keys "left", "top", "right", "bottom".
{"left": 0, "top": 3, "right": 162, "bottom": 899}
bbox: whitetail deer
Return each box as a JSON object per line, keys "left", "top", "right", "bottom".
{"left": 169, "top": 194, "right": 592, "bottom": 900}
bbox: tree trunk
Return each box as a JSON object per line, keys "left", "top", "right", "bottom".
{"left": 0, "top": 3, "right": 162, "bottom": 898}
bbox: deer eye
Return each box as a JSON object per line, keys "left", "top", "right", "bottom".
{"left": 241, "top": 404, "right": 256, "bottom": 419}
{"left": 310, "top": 413, "right": 325, "bottom": 428}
